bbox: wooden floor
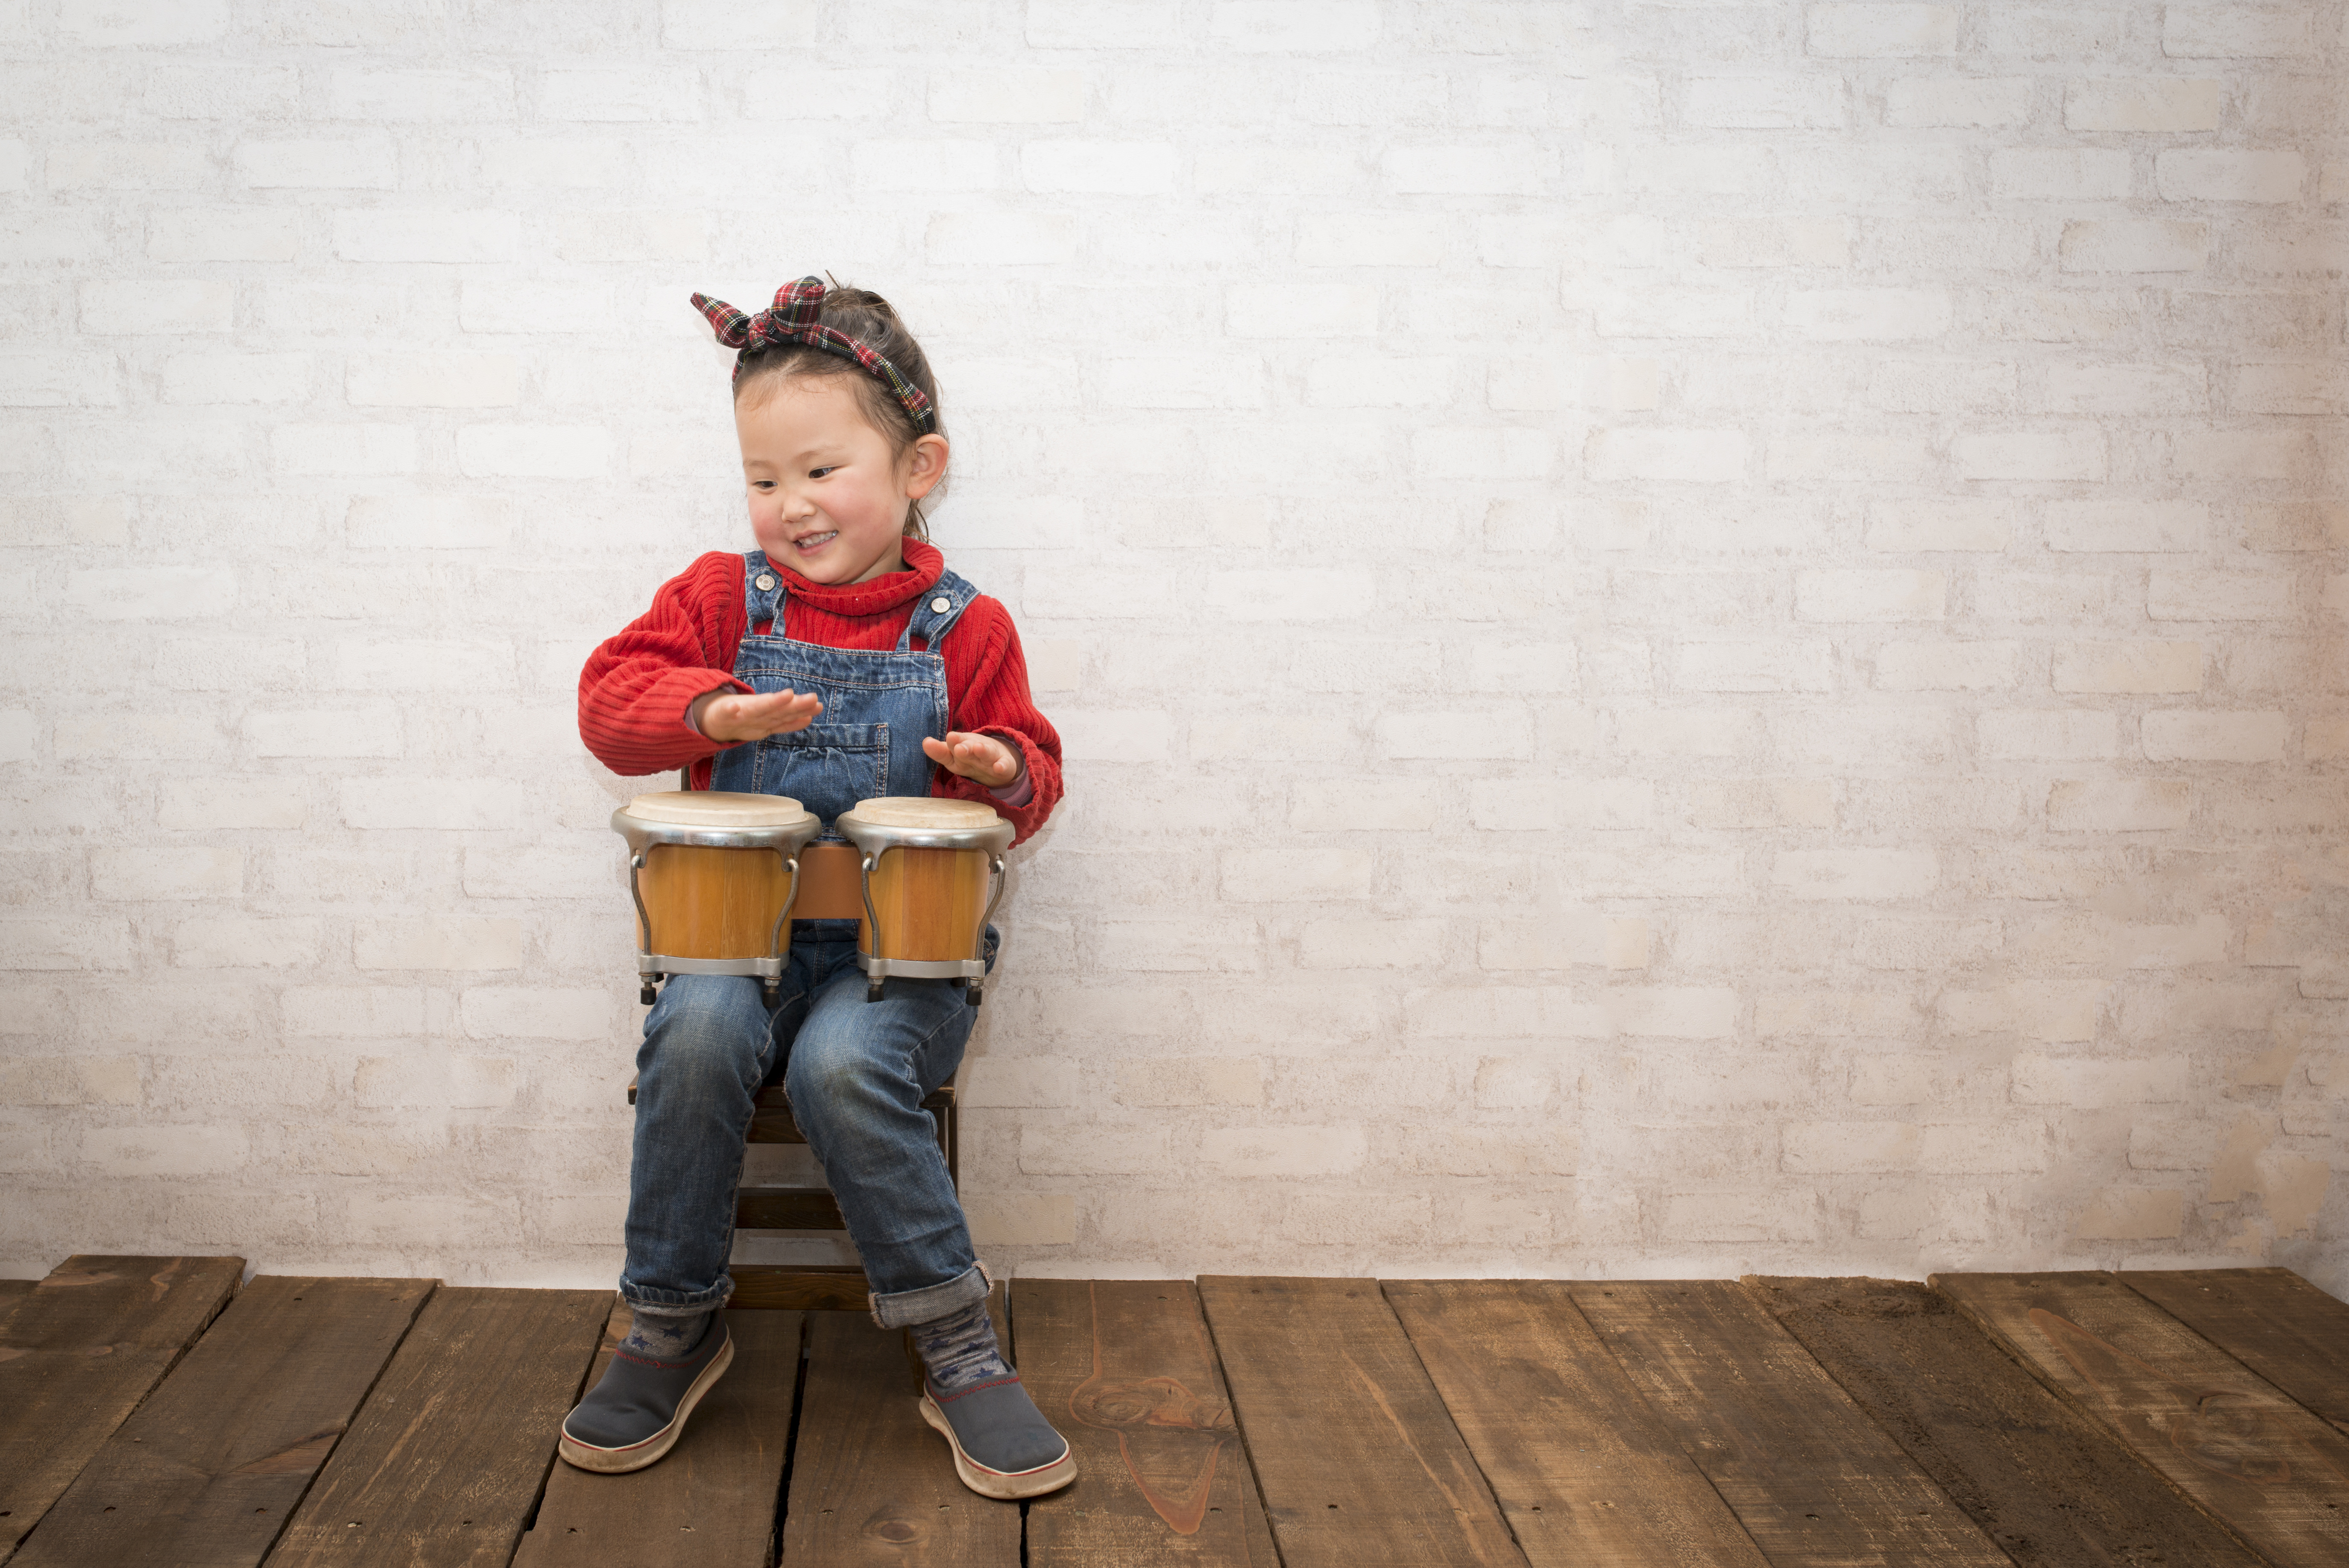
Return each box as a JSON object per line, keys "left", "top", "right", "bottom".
{"left": 1, "top": 1260, "right": 2344, "bottom": 1566}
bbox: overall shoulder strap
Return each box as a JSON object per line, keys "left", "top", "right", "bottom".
{"left": 899, "top": 568, "right": 981, "bottom": 652}
{"left": 741, "top": 550, "right": 785, "bottom": 630}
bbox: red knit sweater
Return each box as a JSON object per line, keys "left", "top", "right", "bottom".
{"left": 578, "top": 540, "right": 1062, "bottom": 844}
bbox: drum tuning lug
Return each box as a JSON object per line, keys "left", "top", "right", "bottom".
{"left": 640, "top": 978, "right": 660, "bottom": 1005}
{"left": 866, "top": 979, "right": 885, "bottom": 1004}
{"left": 966, "top": 985, "right": 984, "bottom": 1009}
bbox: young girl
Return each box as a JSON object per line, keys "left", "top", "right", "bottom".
{"left": 564, "top": 277, "right": 1074, "bottom": 1500}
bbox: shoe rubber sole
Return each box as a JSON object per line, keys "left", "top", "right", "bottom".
{"left": 558, "top": 1332, "right": 735, "bottom": 1474}
{"left": 918, "top": 1390, "right": 1079, "bottom": 1500}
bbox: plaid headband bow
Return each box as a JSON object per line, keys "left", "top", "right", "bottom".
{"left": 689, "top": 276, "right": 937, "bottom": 434}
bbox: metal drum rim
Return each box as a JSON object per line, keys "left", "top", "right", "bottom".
{"left": 610, "top": 807, "right": 822, "bottom": 854}
{"left": 835, "top": 814, "right": 1015, "bottom": 856}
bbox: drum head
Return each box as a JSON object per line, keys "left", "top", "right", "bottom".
{"left": 619, "top": 790, "right": 814, "bottom": 828}
{"left": 844, "top": 797, "right": 1003, "bottom": 831}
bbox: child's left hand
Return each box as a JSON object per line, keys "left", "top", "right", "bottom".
{"left": 923, "top": 730, "right": 1022, "bottom": 788}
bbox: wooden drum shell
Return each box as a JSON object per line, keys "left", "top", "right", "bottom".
{"left": 858, "top": 846, "right": 994, "bottom": 963}
{"left": 610, "top": 791, "right": 821, "bottom": 976}
{"left": 634, "top": 844, "right": 794, "bottom": 961}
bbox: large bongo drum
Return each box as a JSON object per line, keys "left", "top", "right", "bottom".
{"left": 611, "top": 791, "right": 820, "bottom": 1002}
{"left": 836, "top": 797, "right": 1014, "bottom": 1005}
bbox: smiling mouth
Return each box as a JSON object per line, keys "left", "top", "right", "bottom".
{"left": 791, "top": 531, "right": 837, "bottom": 552}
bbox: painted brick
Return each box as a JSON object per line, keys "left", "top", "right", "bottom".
{"left": 1662, "top": 1190, "right": 1824, "bottom": 1243}
{"left": 2059, "top": 220, "right": 2208, "bottom": 273}
{"left": 171, "top": 917, "right": 324, "bottom": 968}
{"left": 234, "top": 138, "right": 399, "bottom": 189}
{"left": 1586, "top": 428, "right": 1749, "bottom": 483}
{"left": 1865, "top": 499, "right": 2014, "bottom": 552}
{"left": 2233, "top": 363, "right": 2349, "bottom": 415}
{"left": 926, "top": 212, "right": 1078, "bottom": 266}
{"left": 1806, "top": 4, "right": 1957, "bottom": 57}
{"left": 2046, "top": 780, "right": 2194, "bottom": 832}
{"left": 2156, "top": 149, "right": 2305, "bottom": 202}
{"left": 2148, "top": 571, "right": 2293, "bottom": 621}
{"left": 2044, "top": 499, "right": 2209, "bottom": 552}
{"left": 1686, "top": 75, "right": 1843, "bottom": 129}
{"left": 1115, "top": 1058, "right": 1262, "bottom": 1107}
{"left": 347, "top": 353, "right": 523, "bottom": 408}
{"left": 2042, "top": 362, "right": 2205, "bottom": 415}
{"left": 1989, "top": 148, "right": 2132, "bottom": 200}
{"left": 79, "top": 279, "right": 232, "bottom": 334}
{"left": 1785, "top": 287, "right": 1951, "bottom": 340}
{"left": 353, "top": 918, "right": 523, "bottom": 972}
{"left": 2171, "top": 428, "right": 2321, "bottom": 482}
{"left": 964, "top": 1195, "right": 1078, "bottom": 1246}
{"left": 1874, "top": 640, "right": 2020, "bottom": 690}
{"left": 2066, "top": 77, "right": 2224, "bottom": 131}
{"left": 157, "top": 352, "right": 309, "bottom": 405}
{"left": 1208, "top": 1, "right": 1378, "bottom": 51}
{"left": 325, "top": 68, "right": 513, "bottom": 121}
{"left": 2162, "top": 6, "right": 2315, "bottom": 59}
{"left": 76, "top": 1125, "right": 249, "bottom": 1178}
{"left": 1771, "top": 850, "right": 1939, "bottom": 900}
{"left": 1886, "top": 76, "right": 2033, "bottom": 126}
{"left": 1954, "top": 429, "right": 2107, "bottom": 481}
{"left": 1796, "top": 569, "right": 1945, "bottom": 622}
{"left": 2053, "top": 641, "right": 2203, "bottom": 694}
{"left": 58, "top": 0, "right": 230, "bottom": 45}
{"left": 91, "top": 847, "right": 241, "bottom": 900}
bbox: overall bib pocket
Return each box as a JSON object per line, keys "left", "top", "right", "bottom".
{"left": 750, "top": 722, "right": 889, "bottom": 808}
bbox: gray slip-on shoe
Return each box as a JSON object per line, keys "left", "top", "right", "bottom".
{"left": 559, "top": 1315, "right": 733, "bottom": 1474}
{"left": 918, "top": 1374, "right": 1078, "bottom": 1500}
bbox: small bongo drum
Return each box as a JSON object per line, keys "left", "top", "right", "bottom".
{"left": 610, "top": 791, "right": 820, "bottom": 1003}
{"left": 835, "top": 797, "right": 1014, "bottom": 1005}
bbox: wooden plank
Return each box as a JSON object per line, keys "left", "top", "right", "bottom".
{"left": 730, "top": 1267, "right": 869, "bottom": 1312}
{"left": 0, "top": 1254, "right": 245, "bottom": 1562}
{"left": 1566, "top": 1280, "right": 2008, "bottom": 1567}
{"left": 1749, "top": 1275, "right": 2263, "bottom": 1568}
{"left": 2124, "top": 1268, "right": 2349, "bottom": 1435}
{"left": 1934, "top": 1269, "right": 2349, "bottom": 1568}
{"left": 513, "top": 1306, "right": 803, "bottom": 1568}
{"left": 12, "top": 1278, "right": 434, "bottom": 1568}
{"left": 1383, "top": 1280, "right": 1768, "bottom": 1568}
{"left": 1016, "top": 1279, "right": 1279, "bottom": 1567}
{"left": 735, "top": 1184, "right": 843, "bottom": 1230}
{"left": 627, "top": 1079, "right": 955, "bottom": 1150}
{"left": 263, "top": 1286, "right": 610, "bottom": 1568}
{"left": 778, "top": 1309, "right": 1021, "bottom": 1565}
{"left": 1196, "top": 1275, "right": 1524, "bottom": 1568}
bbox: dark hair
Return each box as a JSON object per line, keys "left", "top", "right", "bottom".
{"left": 733, "top": 284, "right": 946, "bottom": 542}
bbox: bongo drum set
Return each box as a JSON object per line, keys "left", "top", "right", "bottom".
{"left": 611, "top": 791, "right": 1013, "bottom": 1007}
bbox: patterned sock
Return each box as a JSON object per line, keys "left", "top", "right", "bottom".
{"left": 621, "top": 1306, "right": 711, "bottom": 1361}
{"left": 908, "top": 1298, "right": 1012, "bottom": 1394}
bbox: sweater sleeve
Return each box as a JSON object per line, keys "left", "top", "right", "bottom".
{"left": 578, "top": 553, "right": 751, "bottom": 778}
{"left": 933, "top": 597, "right": 1063, "bottom": 845}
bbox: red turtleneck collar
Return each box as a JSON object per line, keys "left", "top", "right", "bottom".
{"left": 761, "top": 538, "right": 944, "bottom": 620}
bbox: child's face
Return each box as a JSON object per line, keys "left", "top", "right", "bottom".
{"left": 735, "top": 375, "right": 946, "bottom": 586}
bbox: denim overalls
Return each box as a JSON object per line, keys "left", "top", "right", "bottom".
{"left": 621, "top": 551, "right": 996, "bottom": 1331}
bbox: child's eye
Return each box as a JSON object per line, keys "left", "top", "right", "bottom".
{"left": 808, "top": 466, "right": 836, "bottom": 479}
{"left": 751, "top": 480, "right": 775, "bottom": 491}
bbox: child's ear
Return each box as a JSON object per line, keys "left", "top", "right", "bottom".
{"left": 903, "top": 433, "right": 949, "bottom": 500}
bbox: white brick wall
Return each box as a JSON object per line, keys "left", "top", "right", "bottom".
{"left": 3, "top": 0, "right": 2343, "bottom": 1293}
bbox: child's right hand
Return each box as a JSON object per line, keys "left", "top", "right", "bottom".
{"left": 692, "top": 688, "right": 822, "bottom": 744}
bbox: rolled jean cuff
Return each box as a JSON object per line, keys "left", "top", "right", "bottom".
{"left": 621, "top": 1273, "right": 734, "bottom": 1316}
{"left": 869, "top": 1260, "right": 988, "bottom": 1329}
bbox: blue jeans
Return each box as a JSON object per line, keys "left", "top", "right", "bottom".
{"left": 620, "top": 921, "right": 991, "bottom": 1328}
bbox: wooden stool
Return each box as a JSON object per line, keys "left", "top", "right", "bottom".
{"left": 624, "top": 1076, "right": 959, "bottom": 1312}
